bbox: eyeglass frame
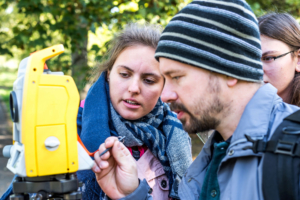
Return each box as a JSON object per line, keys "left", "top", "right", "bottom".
{"left": 261, "top": 50, "right": 295, "bottom": 63}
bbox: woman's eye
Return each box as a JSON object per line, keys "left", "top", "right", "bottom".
{"left": 144, "top": 79, "right": 155, "bottom": 84}
{"left": 120, "top": 73, "right": 129, "bottom": 78}
{"left": 262, "top": 56, "right": 274, "bottom": 62}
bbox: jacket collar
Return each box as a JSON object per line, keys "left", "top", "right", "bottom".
{"left": 231, "top": 83, "right": 280, "bottom": 142}
{"left": 204, "top": 83, "right": 279, "bottom": 149}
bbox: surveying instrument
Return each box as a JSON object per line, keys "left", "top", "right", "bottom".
{"left": 2, "top": 45, "right": 94, "bottom": 200}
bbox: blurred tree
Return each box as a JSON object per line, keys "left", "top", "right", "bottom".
{"left": 0, "top": 0, "right": 191, "bottom": 91}
{"left": 0, "top": 2, "right": 17, "bottom": 57}
{"left": 247, "top": 0, "right": 300, "bottom": 18}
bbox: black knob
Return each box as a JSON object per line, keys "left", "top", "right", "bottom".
{"left": 161, "top": 180, "right": 167, "bottom": 188}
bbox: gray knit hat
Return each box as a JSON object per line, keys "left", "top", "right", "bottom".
{"left": 155, "top": 0, "right": 263, "bottom": 82}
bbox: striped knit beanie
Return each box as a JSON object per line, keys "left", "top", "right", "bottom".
{"left": 155, "top": 0, "right": 263, "bottom": 82}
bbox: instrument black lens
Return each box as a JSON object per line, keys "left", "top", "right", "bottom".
{"left": 9, "top": 91, "right": 19, "bottom": 123}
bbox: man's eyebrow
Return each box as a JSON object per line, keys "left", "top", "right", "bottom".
{"left": 163, "top": 70, "right": 183, "bottom": 76}
{"left": 262, "top": 51, "right": 278, "bottom": 56}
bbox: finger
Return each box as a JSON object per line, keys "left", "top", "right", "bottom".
{"left": 98, "top": 160, "right": 109, "bottom": 169}
{"left": 93, "top": 152, "right": 110, "bottom": 170}
{"left": 95, "top": 144, "right": 107, "bottom": 164}
{"left": 99, "top": 149, "right": 111, "bottom": 160}
{"left": 93, "top": 151, "right": 103, "bottom": 173}
{"left": 94, "top": 152, "right": 117, "bottom": 180}
{"left": 97, "top": 137, "right": 118, "bottom": 159}
{"left": 111, "top": 140, "right": 134, "bottom": 166}
{"left": 104, "top": 136, "right": 119, "bottom": 149}
{"left": 93, "top": 151, "right": 115, "bottom": 180}
{"left": 94, "top": 151, "right": 112, "bottom": 171}
{"left": 92, "top": 163, "right": 101, "bottom": 173}
{"left": 97, "top": 142, "right": 112, "bottom": 160}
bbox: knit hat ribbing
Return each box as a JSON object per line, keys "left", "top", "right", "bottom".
{"left": 155, "top": 0, "right": 263, "bottom": 82}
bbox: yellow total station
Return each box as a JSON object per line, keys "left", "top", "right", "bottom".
{"left": 21, "top": 44, "right": 79, "bottom": 177}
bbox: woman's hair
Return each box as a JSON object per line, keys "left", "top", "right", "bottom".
{"left": 90, "top": 23, "right": 162, "bottom": 83}
{"left": 258, "top": 13, "right": 300, "bottom": 106}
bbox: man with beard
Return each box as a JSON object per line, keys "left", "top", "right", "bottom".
{"left": 92, "top": 0, "right": 300, "bottom": 199}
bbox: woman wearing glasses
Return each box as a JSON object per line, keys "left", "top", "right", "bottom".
{"left": 258, "top": 13, "right": 300, "bottom": 106}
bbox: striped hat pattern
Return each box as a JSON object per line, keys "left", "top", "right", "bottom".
{"left": 155, "top": 0, "right": 263, "bottom": 82}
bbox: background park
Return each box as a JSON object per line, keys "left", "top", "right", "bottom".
{"left": 0, "top": 0, "right": 299, "bottom": 195}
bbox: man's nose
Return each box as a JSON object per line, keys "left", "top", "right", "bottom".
{"left": 262, "top": 65, "right": 267, "bottom": 80}
{"left": 161, "top": 85, "right": 177, "bottom": 103}
{"left": 262, "top": 63, "right": 266, "bottom": 73}
{"left": 128, "top": 79, "right": 141, "bottom": 94}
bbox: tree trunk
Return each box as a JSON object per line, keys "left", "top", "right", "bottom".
{"left": 71, "top": 26, "right": 88, "bottom": 95}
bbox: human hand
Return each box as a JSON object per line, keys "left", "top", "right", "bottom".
{"left": 92, "top": 137, "right": 139, "bottom": 199}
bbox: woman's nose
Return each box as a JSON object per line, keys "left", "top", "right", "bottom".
{"left": 128, "top": 79, "right": 140, "bottom": 94}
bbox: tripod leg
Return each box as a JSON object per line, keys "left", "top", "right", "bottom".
{"left": 9, "top": 194, "right": 25, "bottom": 200}
{"left": 29, "top": 193, "right": 44, "bottom": 200}
{"left": 63, "top": 192, "right": 82, "bottom": 200}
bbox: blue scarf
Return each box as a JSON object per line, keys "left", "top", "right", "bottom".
{"left": 77, "top": 72, "right": 192, "bottom": 199}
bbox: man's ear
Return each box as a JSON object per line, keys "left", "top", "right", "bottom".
{"left": 295, "top": 49, "right": 300, "bottom": 73}
{"left": 227, "top": 76, "right": 238, "bottom": 87}
{"left": 107, "top": 70, "right": 110, "bottom": 82}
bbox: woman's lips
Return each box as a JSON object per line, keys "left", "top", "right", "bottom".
{"left": 123, "top": 100, "right": 141, "bottom": 109}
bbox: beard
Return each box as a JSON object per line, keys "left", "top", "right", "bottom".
{"left": 170, "top": 74, "right": 229, "bottom": 134}
{"left": 170, "top": 97, "right": 223, "bottom": 133}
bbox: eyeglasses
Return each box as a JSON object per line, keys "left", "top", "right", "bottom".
{"left": 261, "top": 50, "right": 294, "bottom": 64}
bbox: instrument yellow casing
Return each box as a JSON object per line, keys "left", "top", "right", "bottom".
{"left": 22, "top": 44, "right": 79, "bottom": 177}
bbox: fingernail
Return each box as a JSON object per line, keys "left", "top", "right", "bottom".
{"left": 117, "top": 141, "right": 121, "bottom": 149}
{"left": 95, "top": 166, "right": 100, "bottom": 172}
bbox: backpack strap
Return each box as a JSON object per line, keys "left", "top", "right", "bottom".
{"left": 244, "top": 110, "right": 300, "bottom": 200}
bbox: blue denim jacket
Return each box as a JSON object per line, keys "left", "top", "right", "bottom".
{"left": 117, "top": 83, "right": 300, "bottom": 200}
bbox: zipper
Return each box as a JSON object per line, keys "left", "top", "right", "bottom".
{"left": 227, "top": 138, "right": 247, "bottom": 151}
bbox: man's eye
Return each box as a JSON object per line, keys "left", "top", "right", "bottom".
{"left": 172, "top": 76, "right": 180, "bottom": 80}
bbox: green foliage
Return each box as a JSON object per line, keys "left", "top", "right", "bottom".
{"left": 0, "top": 0, "right": 299, "bottom": 91}
{"left": 0, "top": 66, "right": 17, "bottom": 118}
{"left": 247, "top": 0, "right": 300, "bottom": 18}
{"left": 0, "top": 0, "right": 192, "bottom": 92}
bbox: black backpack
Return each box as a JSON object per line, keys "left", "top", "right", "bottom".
{"left": 245, "top": 110, "right": 300, "bottom": 200}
